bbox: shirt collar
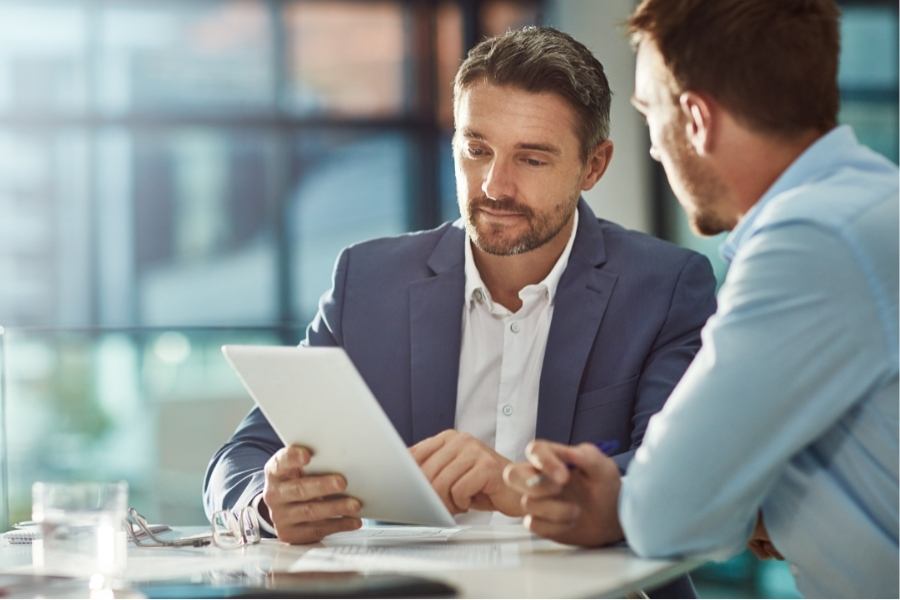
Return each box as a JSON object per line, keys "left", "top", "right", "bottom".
{"left": 720, "top": 125, "right": 856, "bottom": 263}
{"left": 464, "top": 209, "right": 579, "bottom": 309}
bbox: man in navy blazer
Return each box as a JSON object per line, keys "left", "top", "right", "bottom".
{"left": 205, "top": 27, "right": 715, "bottom": 593}
{"left": 206, "top": 198, "right": 714, "bottom": 509}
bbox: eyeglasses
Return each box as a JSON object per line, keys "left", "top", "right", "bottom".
{"left": 126, "top": 506, "right": 261, "bottom": 549}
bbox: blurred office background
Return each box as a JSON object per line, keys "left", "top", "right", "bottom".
{"left": 0, "top": 1, "right": 895, "bottom": 596}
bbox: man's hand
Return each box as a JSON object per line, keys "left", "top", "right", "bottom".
{"left": 410, "top": 430, "right": 523, "bottom": 516}
{"left": 747, "top": 512, "right": 784, "bottom": 560}
{"left": 503, "top": 440, "right": 624, "bottom": 547}
{"left": 260, "top": 445, "right": 362, "bottom": 544}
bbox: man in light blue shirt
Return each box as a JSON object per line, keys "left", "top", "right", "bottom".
{"left": 503, "top": 0, "right": 899, "bottom": 597}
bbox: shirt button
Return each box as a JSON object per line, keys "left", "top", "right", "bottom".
{"left": 510, "top": 322, "right": 520, "bottom": 333}
{"left": 502, "top": 404, "right": 514, "bottom": 416}
{"left": 473, "top": 289, "right": 484, "bottom": 303}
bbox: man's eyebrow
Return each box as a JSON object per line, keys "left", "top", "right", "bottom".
{"left": 516, "top": 142, "right": 561, "bottom": 156}
{"left": 459, "top": 128, "right": 561, "bottom": 156}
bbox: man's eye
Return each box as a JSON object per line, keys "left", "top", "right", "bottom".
{"left": 467, "top": 146, "right": 486, "bottom": 157}
{"left": 523, "top": 157, "right": 546, "bottom": 167}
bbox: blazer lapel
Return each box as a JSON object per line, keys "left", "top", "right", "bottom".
{"left": 537, "top": 200, "right": 618, "bottom": 443}
{"left": 409, "top": 224, "right": 466, "bottom": 442}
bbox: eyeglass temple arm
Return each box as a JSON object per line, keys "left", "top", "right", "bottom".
{"left": 127, "top": 508, "right": 210, "bottom": 547}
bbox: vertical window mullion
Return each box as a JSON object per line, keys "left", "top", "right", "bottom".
{"left": 270, "top": 0, "right": 296, "bottom": 341}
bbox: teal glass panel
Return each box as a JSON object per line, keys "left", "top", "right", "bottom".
{"left": 838, "top": 5, "right": 898, "bottom": 89}
{"left": 0, "top": 130, "right": 90, "bottom": 327}
{"left": 94, "top": 129, "right": 280, "bottom": 327}
{"left": 0, "top": 326, "right": 299, "bottom": 529}
{"left": 289, "top": 131, "right": 409, "bottom": 321}
{"left": 0, "top": 2, "right": 87, "bottom": 112}
{"left": 97, "top": 1, "right": 274, "bottom": 112}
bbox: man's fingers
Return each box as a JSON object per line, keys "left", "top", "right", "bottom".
{"left": 409, "top": 434, "right": 446, "bottom": 465}
{"left": 502, "top": 462, "right": 535, "bottom": 492}
{"left": 503, "top": 462, "right": 563, "bottom": 497}
{"left": 449, "top": 464, "right": 491, "bottom": 511}
{"left": 521, "top": 495, "right": 581, "bottom": 525}
{"left": 469, "top": 492, "right": 494, "bottom": 512}
{"left": 426, "top": 450, "right": 475, "bottom": 513}
{"left": 504, "top": 461, "right": 565, "bottom": 496}
{"left": 279, "top": 496, "right": 362, "bottom": 524}
{"left": 273, "top": 474, "right": 348, "bottom": 504}
{"left": 266, "top": 445, "right": 312, "bottom": 480}
{"left": 524, "top": 440, "right": 571, "bottom": 485}
{"left": 419, "top": 438, "right": 465, "bottom": 482}
{"left": 431, "top": 453, "right": 481, "bottom": 512}
{"left": 552, "top": 443, "right": 609, "bottom": 479}
{"left": 523, "top": 514, "right": 578, "bottom": 543}
{"left": 277, "top": 517, "right": 363, "bottom": 545}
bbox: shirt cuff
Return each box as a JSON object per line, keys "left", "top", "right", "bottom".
{"left": 252, "top": 493, "right": 277, "bottom": 537}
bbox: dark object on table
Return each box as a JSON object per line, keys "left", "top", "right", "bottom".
{"left": 0, "top": 574, "right": 92, "bottom": 598}
{"left": 138, "top": 571, "right": 457, "bottom": 598}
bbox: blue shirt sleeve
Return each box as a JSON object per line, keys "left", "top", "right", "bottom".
{"left": 619, "top": 221, "right": 895, "bottom": 560}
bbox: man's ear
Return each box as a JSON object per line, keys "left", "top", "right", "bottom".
{"left": 582, "top": 139, "right": 614, "bottom": 191}
{"left": 679, "top": 91, "right": 715, "bottom": 155}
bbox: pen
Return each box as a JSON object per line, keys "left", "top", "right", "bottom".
{"left": 525, "top": 440, "right": 619, "bottom": 488}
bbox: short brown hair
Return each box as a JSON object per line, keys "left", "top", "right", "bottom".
{"left": 628, "top": 0, "right": 840, "bottom": 135}
{"left": 453, "top": 26, "right": 612, "bottom": 161}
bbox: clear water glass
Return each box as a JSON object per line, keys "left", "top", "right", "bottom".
{"left": 31, "top": 481, "right": 129, "bottom": 588}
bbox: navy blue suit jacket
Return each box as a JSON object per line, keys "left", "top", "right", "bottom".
{"left": 205, "top": 200, "right": 717, "bottom": 524}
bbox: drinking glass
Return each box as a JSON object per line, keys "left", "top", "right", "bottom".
{"left": 31, "top": 481, "right": 129, "bottom": 589}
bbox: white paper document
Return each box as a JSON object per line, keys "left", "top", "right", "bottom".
{"left": 291, "top": 542, "right": 522, "bottom": 572}
{"left": 1, "top": 553, "right": 254, "bottom": 581}
{"left": 323, "top": 526, "right": 461, "bottom": 546}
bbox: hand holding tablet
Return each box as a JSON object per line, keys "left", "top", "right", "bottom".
{"left": 222, "top": 345, "right": 456, "bottom": 542}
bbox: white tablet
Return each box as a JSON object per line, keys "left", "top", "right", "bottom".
{"left": 221, "top": 344, "right": 456, "bottom": 528}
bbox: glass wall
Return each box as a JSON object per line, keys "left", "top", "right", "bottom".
{"left": 0, "top": 0, "right": 542, "bottom": 333}
{"left": 0, "top": 0, "right": 542, "bottom": 528}
{"left": 0, "top": 326, "right": 298, "bottom": 527}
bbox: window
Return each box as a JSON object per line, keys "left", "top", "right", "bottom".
{"left": 0, "top": 0, "right": 543, "bottom": 330}
{"left": 0, "top": 0, "right": 542, "bottom": 528}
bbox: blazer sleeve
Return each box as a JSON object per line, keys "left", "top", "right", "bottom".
{"left": 612, "top": 252, "right": 717, "bottom": 473}
{"left": 202, "top": 248, "right": 351, "bottom": 521}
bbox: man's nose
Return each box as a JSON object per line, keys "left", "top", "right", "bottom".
{"left": 482, "top": 158, "right": 516, "bottom": 200}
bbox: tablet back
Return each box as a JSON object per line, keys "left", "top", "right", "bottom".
{"left": 221, "top": 345, "right": 455, "bottom": 527}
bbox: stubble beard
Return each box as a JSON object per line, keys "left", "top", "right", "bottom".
{"left": 665, "top": 120, "right": 734, "bottom": 236}
{"left": 465, "top": 194, "right": 577, "bottom": 256}
{"left": 688, "top": 200, "right": 733, "bottom": 237}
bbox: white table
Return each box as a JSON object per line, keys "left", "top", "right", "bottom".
{"left": 1, "top": 525, "right": 703, "bottom": 598}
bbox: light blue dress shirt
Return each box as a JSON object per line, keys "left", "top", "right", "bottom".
{"left": 619, "top": 126, "right": 899, "bottom": 598}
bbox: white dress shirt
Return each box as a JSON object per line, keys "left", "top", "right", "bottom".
{"left": 454, "top": 211, "right": 578, "bottom": 524}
